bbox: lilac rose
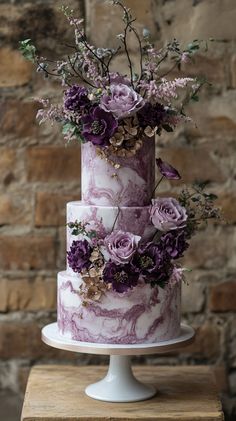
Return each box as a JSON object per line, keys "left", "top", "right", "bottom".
{"left": 103, "top": 230, "right": 141, "bottom": 264}
{"left": 150, "top": 198, "right": 188, "bottom": 231}
{"left": 100, "top": 83, "right": 145, "bottom": 119}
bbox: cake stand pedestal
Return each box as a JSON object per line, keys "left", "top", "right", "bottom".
{"left": 42, "top": 323, "right": 194, "bottom": 403}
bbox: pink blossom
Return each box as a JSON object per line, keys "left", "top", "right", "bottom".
{"left": 139, "top": 77, "right": 195, "bottom": 104}
{"left": 169, "top": 266, "right": 184, "bottom": 285}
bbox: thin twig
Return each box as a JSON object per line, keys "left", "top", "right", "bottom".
{"left": 123, "top": 23, "right": 134, "bottom": 87}
{"left": 36, "top": 61, "right": 61, "bottom": 78}
{"left": 159, "top": 60, "right": 180, "bottom": 80}
{"left": 111, "top": 207, "right": 121, "bottom": 232}
{"left": 130, "top": 25, "right": 143, "bottom": 80}
{"left": 74, "top": 23, "right": 109, "bottom": 77}
{"left": 67, "top": 54, "right": 96, "bottom": 88}
{"left": 150, "top": 175, "right": 164, "bottom": 199}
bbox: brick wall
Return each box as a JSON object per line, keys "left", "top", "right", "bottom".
{"left": 0, "top": 0, "right": 236, "bottom": 418}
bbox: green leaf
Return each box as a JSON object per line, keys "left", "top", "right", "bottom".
{"left": 62, "top": 122, "right": 75, "bottom": 134}
{"left": 19, "top": 39, "right": 36, "bottom": 62}
{"left": 87, "top": 230, "right": 97, "bottom": 239}
{"left": 72, "top": 228, "right": 79, "bottom": 236}
{"left": 191, "top": 94, "right": 199, "bottom": 102}
{"left": 162, "top": 124, "right": 174, "bottom": 132}
{"left": 62, "top": 122, "right": 83, "bottom": 141}
{"left": 204, "top": 193, "right": 218, "bottom": 201}
{"left": 187, "top": 42, "right": 200, "bottom": 51}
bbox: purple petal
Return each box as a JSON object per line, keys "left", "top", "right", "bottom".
{"left": 156, "top": 158, "right": 181, "bottom": 180}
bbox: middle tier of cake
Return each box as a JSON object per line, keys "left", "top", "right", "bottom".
{"left": 67, "top": 201, "right": 156, "bottom": 275}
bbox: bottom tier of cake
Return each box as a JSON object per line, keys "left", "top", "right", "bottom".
{"left": 57, "top": 271, "right": 181, "bottom": 344}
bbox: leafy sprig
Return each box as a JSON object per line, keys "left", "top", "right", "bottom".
{"left": 179, "top": 182, "right": 221, "bottom": 238}
{"left": 19, "top": 39, "right": 36, "bottom": 62}
{"left": 67, "top": 220, "right": 97, "bottom": 239}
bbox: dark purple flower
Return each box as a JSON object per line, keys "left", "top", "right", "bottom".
{"left": 156, "top": 158, "right": 181, "bottom": 180}
{"left": 160, "top": 230, "right": 189, "bottom": 259}
{"left": 81, "top": 106, "right": 118, "bottom": 146}
{"left": 137, "top": 102, "right": 167, "bottom": 129}
{"left": 64, "top": 85, "right": 90, "bottom": 111}
{"left": 131, "top": 243, "right": 171, "bottom": 287}
{"left": 67, "top": 239, "right": 92, "bottom": 273}
{"left": 103, "top": 262, "right": 139, "bottom": 293}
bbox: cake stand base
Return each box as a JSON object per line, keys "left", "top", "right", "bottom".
{"left": 85, "top": 355, "right": 156, "bottom": 402}
{"left": 42, "top": 323, "right": 194, "bottom": 402}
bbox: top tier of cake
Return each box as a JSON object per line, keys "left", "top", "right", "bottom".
{"left": 81, "top": 137, "right": 155, "bottom": 207}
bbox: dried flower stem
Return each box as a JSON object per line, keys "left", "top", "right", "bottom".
{"left": 151, "top": 175, "right": 164, "bottom": 199}
{"left": 73, "top": 22, "right": 109, "bottom": 77}
{"left": 111, "top": 207, "right": 121, "bottom": 232}
{"left": 67, "top": 54, "right": 96, "bottom": 88}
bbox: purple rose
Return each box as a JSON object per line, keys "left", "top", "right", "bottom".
{"left": 67, "top": 239, "right": 92, "bottom": 273}
{"left": 81, "top": 106, "right": 118, "bottom": 146}
{"left": 156, "top": 158, "right": 181, "bottom": 180}
{"left": 160, "top": 230, "right": 189, "bottom": 259}
{"left": 64, "top": 85, "right": 90, "bottom": 111}
{"left": 100, "top": 84, "right": 145, "bottom": 119}
{"left": 150, "top": 198, "right": 188, "bottom": 231}
{"left": 131, "top": 242, "right": 171, "bottom": 287}
{"left": 103, "top": 261, "right": 139, "bottom": 293}
{"left": 103, "top": 230, "right": 141, "bottom": 264}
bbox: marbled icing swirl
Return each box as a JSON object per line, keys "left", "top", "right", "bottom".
{"left": 81, "top": 138, "right": 155, "bottom": 207}
{"left": 57, "top": 271, "right": 181, "bottom": 344}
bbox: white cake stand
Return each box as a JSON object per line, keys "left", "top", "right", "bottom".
{"left": 42, "top": 322, "right": 194, "bottom": 403}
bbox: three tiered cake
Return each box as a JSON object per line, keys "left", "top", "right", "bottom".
{"left": 19, "top": 3, "right": 219, "bottom": 346}
{"left": 57, "top": 140, "right": 182, "bottom": 344}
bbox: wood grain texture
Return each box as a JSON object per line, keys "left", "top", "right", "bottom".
{"left": 21, "top": 365, "right": 224, "bottom": 421}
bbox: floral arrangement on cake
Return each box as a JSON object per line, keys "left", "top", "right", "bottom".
{"left": 19, "top": 1, "right": 207, "bottom": 163}
{"left": 20, "top": 1, "right": 220, "bottom": 305}
{"left": 66, "top": 160, "right": 219, "bottom": 303}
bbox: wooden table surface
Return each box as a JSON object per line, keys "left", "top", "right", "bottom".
{"left": 21, "top": 364, "right": 224, "bottom": 421}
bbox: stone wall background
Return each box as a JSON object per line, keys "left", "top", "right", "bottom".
{"left": 0, "top": 0, "right": 236, "bottom": 419}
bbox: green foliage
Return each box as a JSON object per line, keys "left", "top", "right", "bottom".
{"left": 67, "top": 220, "right": 98, "bottom": 239}
{"left": 19, "top": 39, "right": 36, "bottom": 62}
{"left": 178, "top": 183, "right": 220, "bottom": 239}
{"left": 162, "top": 124, "right": 174, "bottom": 133}
{"left": 62, "top": 122, "right": 83, "bottom": 142}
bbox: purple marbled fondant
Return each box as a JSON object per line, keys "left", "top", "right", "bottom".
{"left": 81, "top": 138, "right": 155, "bottom": 207}
{"left": 56, "top": 130, "right": 182, "bottom": 344}
{"left": 57, "top": 271, "right": 181, "bottom": 344}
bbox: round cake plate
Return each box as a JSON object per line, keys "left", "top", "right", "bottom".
{"left": 42, "top": 323, "right": 195, "bottom": 403}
